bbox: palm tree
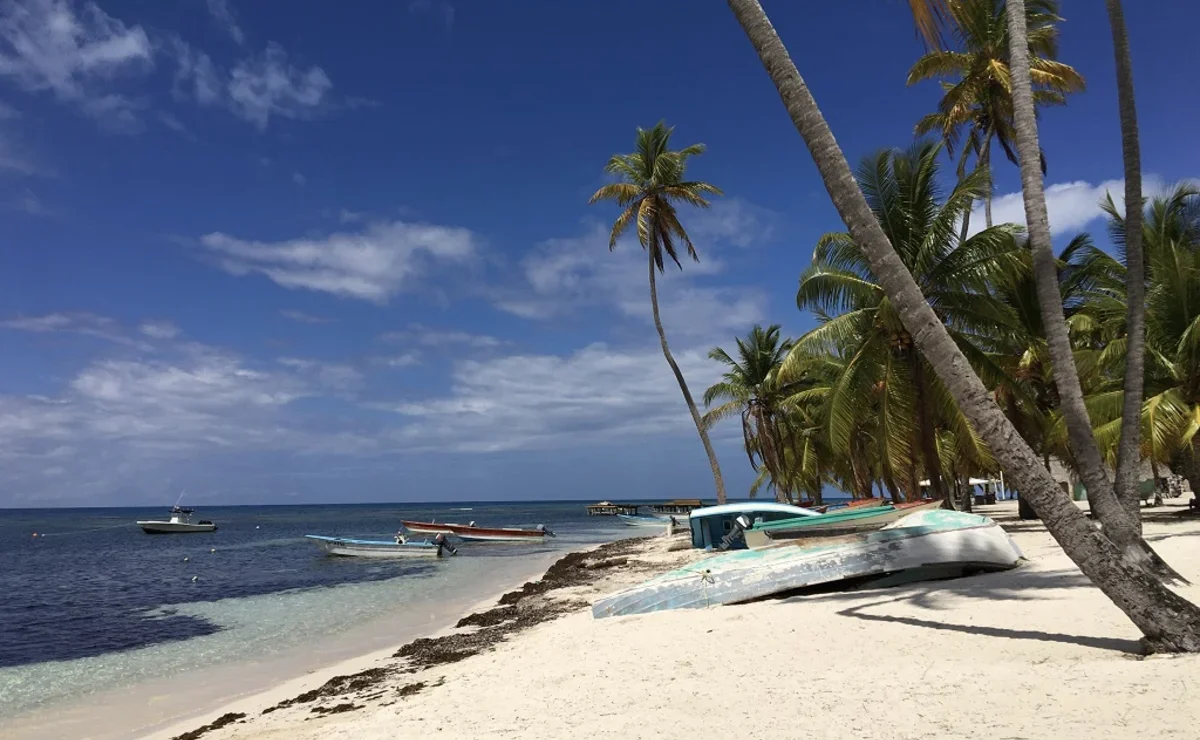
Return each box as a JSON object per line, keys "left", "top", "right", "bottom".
{"left": 1089, "top": 187, "right": 1200, "bottom": 495}
{"left": 1105, "top": 0, "right": 1148, "bottom": 530}
{"left": 790, "top": 142, "right": 1022, "bottom": 506}
{"left": 1000, "top": 0, "right": 1143, "bottom": 550}
{"left": 908, "top": 0, "right": 1084, "bottom": 238}
{"left": 703, "top": 325, "right": 794, "bottom": 502}
{"left": 725, "top": 0, "right": 1200, "bottom": 651}
{"left": 589, "top": 122, "right": 729, "bottom": 504}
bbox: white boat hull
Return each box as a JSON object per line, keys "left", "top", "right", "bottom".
{"left": 593, "top": 511, "right": 1023, "bottom": 619}
{"left": 137, "top": 521, "right": 216, "bottom": 534}
{"left": 401, "top": 522, "right": 550, "bottom": 542}
{"left": 616, "top": 514, "right": 676, "bottom": 528}
{"left": 305, "top": 535, "right": 447, "bottom": 559}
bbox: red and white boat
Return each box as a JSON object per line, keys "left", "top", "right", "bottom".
{"left": 400, "top": 520, "right": 555, "bottom": 543}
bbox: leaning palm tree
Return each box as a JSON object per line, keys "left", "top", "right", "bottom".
{"left": 703, "top": 325, "right": 793, "bottom": 502}
{"left": 1000, "top": 0, "right": 1140, "bottom": 548}
{"left": 908, "top": 0, "right": 1084, "bottom": 237}
{"left": 589, "top": 122, "right": 728, "bottom": 503}
{"left": 725, "top": 0, "right": 1200, "bottom": 650}
{"left": 1104, "top": 0, "right": 1148, "bottom": 529}
{"left": 790, "top": 141, "right": 1022, "bottom": 506}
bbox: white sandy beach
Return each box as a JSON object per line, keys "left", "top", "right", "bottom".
{"left": 140, "top": 500, "right": 1200, "bottom": 740}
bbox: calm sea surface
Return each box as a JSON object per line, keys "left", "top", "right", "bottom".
{"left": 0, "top": 501, "right": 635, "bottom": 718}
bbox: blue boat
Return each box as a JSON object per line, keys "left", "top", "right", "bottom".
{"left": 687, "top": 501, "right": 819, "bottom": 550}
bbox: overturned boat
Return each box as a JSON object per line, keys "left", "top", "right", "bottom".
{"left": 592, "top": 510, "right": 1023, "bottom": 619}
{"left": 742, "top": 500, "right": 943, "bottom": 548}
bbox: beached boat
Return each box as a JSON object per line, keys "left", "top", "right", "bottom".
{"left": 687, "top": 501, "right": 819, "bottom": 550}
{"left": 137, "top": 506, "right": 217, "bottom": 534}
{"left": 742, "top": 500, "right": 943, "bottom": 548}
{"left": 592, "top": 510, "right": 1023, "bottom": 619}
{"left": 617, "top": 513, "right": 682, "bottom": 528}
{"left": 305, "top": 533, "right": 455, "bottom": 559}
{"left": 400, "top": 520, "right": 555, "bottom": 542}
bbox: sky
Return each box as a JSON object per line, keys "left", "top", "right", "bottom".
{"left": 1, "top": 0, "right": 1198, "bottom": 507}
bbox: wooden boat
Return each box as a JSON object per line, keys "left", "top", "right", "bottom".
{"left": 743, "top": 500, "right": 943, "bottom": 548}
{"left": 617, "top": 513, "right": 682, "bottom": 528}
{"left": 137, "top": 506, "right": 217, "bottom": 534}
{"left": 592, "top": 510, "right": 1023, "bottom": 619}
{"left": 687, "top": 502, "right": 819, "bottom": 550}
{"left": 400, "top": 520, "right": 555, "bottom": 542}
{"left": 305, "top": 533, "right": 455, "bottom": 559}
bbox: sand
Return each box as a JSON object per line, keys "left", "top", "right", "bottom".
{"left": 153, "top": 501, "right": 1200, "bottom": 740}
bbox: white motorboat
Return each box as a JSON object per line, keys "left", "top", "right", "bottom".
{"left": 305, "top": 533, "right": 455, "bottom": 559}
{"left": 137, "top": 506, "right": 217, "bottom": 534}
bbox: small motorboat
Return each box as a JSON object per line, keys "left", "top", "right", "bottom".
{"left": 401, "top": 520, "right": 555, "bottom": 543}
{"left": 305, "top": 532, "right": 456, "bottom": 559}
{"left": 592, "top": 510, "right": 1023, "bottom": 619}
{"left": 137, "top": 506, "right": 217, "bottom": 534}
{"left": 743, "top": 500, "right": 943, "bottom": 548}
{"left": 616, "top": 513, "right": 683, "bottom": 528}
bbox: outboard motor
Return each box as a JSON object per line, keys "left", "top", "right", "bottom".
{"left": 536, "top": 524, "right": 556, "bottom": 538}
{"left": 718, "top": 514, "right": 753, "bottom": 551}
{"left": 434, "top": 532, "right": 458, "bottom": 556}
{"left": 395, "top": 531, "right": 408, "bottom": 545}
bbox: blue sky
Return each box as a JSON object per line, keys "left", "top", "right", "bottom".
{"left": 1, "top": 0, "right": 1197, "bottom": 507}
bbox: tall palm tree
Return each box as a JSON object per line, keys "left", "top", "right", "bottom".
{"left": 908, "top": 0, "right": 1084, "bottom": 238}
{"left": 1105, "top": 0, "right": 1148, "bottom": 530}
{"left": 791, "top": 142, "right": 1022, "bottom": 506}
{"left": 589, "top": 122, "right": 728, "bottom": 504}
{"left": 1001, "top": 0, "right": 1141, "bottom": 549}
{"left": 725, "top": 0, "right": 1200, "bottom": 651}
{"left": 703, "top": 325, "right": 794, "bottom": 502}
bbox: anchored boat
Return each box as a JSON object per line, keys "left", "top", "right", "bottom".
{"left": 137, "top": 506, "right": 217, "bottom": 534}
{"left": 593, "top": 510, "right": 1023, "bottom": 619}
{"left": 305, "top": 533, "right": 456, "bottom": 559}
{"left": 616, "top": 513, "right": 683, "bottom": 528}
{"left": 400, "top": 520, "right": 554, "bottom": 543}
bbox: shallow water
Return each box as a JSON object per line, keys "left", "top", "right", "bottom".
{"left": 0, "top": 501, "right": 630, "bottom": 719}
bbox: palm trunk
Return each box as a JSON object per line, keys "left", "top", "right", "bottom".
{"left": 912, "top": 356, "right": 949, "bottom": 505}
{"left": 726, "top": 0, "right": 1200, "bottom": 651}
{"left": 1106, "top": 0, "right": 1147, "bottom": 533}
{"left": 1004, "top": 0, "right": 1141, "bottom": 549}
{"left": 982, "top": 127, "right": 994, "bottom": 228}
{"left": 648, "top": 253, "right": 728, "bottom": 504}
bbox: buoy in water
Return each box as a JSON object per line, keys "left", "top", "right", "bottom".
{"left": 32, "top": 532, "right": 38, "bottom": 538}
{"left": 183, "top": 556, "right": 189, "bottom": 562}
{"left": 210, "top": 548, "right": 216, "bottom": 553}
{"left": 192, "top": 576, "right": 198, "bottom": 582}
{"left": 255, "top": 525, "right": 260, "bottom": 530}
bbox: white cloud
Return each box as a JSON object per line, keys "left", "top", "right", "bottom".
{"left": 196, "top": 219, "right": 477, "bottom": 303}
{"left": 1, "top": 311, "right": 150, "bottom": 347}
{"left": 226, "top": 43, "right": 330, "bottom": 129}
{"left": 5, "top": 186, "right": 50, "bottom": 214}
{"left": 688, "top": 198, "right": 778, "bottom": 248}
{"left": 280, "top": 309, "right": 334, "bottom": 325}
{"left": 292, "top": 170, "right": 305, "bottom": 186}
{"left": 377, "top": 352, "right": 420, "bottom": 368}
{"left": 338, "top": 208, "right": 365, "bottom": 223}
{"left": 276, "top": 357, "right": 363, "bottom": 392}
{"left": 205, "top": 0, "right": 244, "bottom": 46}
{"left": 378, "top": 342, "right": 727, "bottom": 453}
{"left": 492, "top": 222, "right": 766, "bottom": 338}
{"left": 169, "top": 36, "right": 221, "bottom": 105}
{"left": 0, "top": 0, "right": 153, "bottom": 130}
{"left": 381, "top": 323, "right": 503, "bottom": 349}
{"left": 0, "top": 129, "right": 43, "bottom": 175}
{"left": 138, "top": 319, "right": 180, "bottom": 339}
{"left": 156, "top": 110, "right": 195, "bottom": 139}
{"left": 969, "top": 174, "right": 1194, "bottom": 238}
{"left": 408, "top": 0, "right": 454, "bottom": 30}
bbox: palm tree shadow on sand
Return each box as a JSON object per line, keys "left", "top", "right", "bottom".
{"left": 773, "top": 566, "right": 1145, "bottom": 655}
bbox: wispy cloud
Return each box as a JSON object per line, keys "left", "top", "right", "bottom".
{"left": 2, "top": 311, "right": 148, "bottom": 347}
{"left": 280, "top": 309, "right": 334, "bottom": 325}
{"left": 0, "top": 0, "right": 153, "bottom": 131}
{"left": 155, "top": 110, "right": 196, "bottom": 140}
{"left": 376, "top": 352, "right": 420, "bottom": 368}
{"left": 4, "top": 187, "right": 52, "bottom": 215}
{"left": 969, "top": 174, "right": 1199, "bottom": 238}
{"left": 196, "top": 219, "right": 477, "bottom": 303}
{"left": 205, "top": 0, "right": 245, "bottom": 45}
{"left": 381, "top": 323, "right": 504, "bottom": 349}
{"left": 491, "top": 221, "right": 766, "bottom": 338}
{"left": 408, "top": 0, "right": 454, "bottom": 30}
{"left": 138, "top": 319, "right": 180, "bottom": 339}
{"left": 377, "top": 342, "right": 726, "bottom": 453}
{"left": 292, "top": 171, "right": 306, "bottom": 186}
{"left": 170, "top": 39, "right": 331, "bottom": 130}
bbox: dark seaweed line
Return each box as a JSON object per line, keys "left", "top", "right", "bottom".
{"left": 172, "top": 537, "right": 649, "bottom": 740}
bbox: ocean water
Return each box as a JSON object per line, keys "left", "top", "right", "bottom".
{"left": 0, "top": 501, "right": 633, "bottom": 721}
